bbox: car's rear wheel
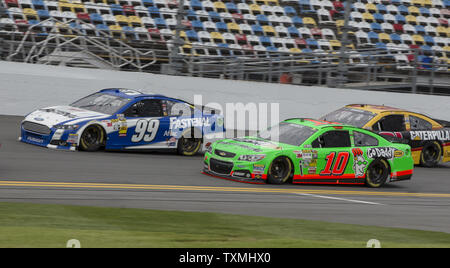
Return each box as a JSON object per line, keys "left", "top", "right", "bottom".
{"left": 79, "top": 125, "right": 105, "bottom": 152}
{"left": 365, "top": 158, "right": 390, "bottom": 188}
{"left": 177, "top": 137, "right": 202, "bottom": 156}
{"left": 267, "top": 157, "right": 292, "bottom": 184}
{"left": 420, "top": 141, "right": 442, "bottom": 168}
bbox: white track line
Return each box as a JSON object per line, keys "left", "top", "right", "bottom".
{"left": 295, "top": 193, "right": 384, "bottom": 205}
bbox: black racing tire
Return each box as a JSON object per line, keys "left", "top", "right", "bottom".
{"left": 79, "top": 125, "right": 105, "bottom": 152}
{"left": 267, "top": 157, "right": 292, "bottom": 185}
{"left": 365, "top": 158, "right": 390, "bottom": 188}
{"left": 420, "top": 141, "right": 442, "bottom": 168}
{"left": 177, "top": 137, "right": 202, "bottom": 156}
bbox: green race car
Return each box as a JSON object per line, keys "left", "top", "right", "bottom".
{"left": 202, "top": 118, "right": 414, "bottom": 188}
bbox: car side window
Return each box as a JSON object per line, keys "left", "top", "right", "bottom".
{"left": 409, "top": 115, "right": 432, "bottom": 130}
{"left": 372, "top": 115, "right": 406, "bottom": 132}
{"left": 353, "top": 131, "right": 379, "bottom": 147}
{"left": 312, "top": 130, "right": 351, "bottom": 148}
{"left": 124, "top": 99, "right": 163, "bottom": 118}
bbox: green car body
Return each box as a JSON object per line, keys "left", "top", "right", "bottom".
{"left": 202, "top": 118, "right": 414, "bottom": 187}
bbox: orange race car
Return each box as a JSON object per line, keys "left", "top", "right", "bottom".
{"left": 320, "top": 104, "right": 450, "bottom": 167}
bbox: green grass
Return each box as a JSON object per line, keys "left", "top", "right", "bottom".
{"left": 0, "top": 202, "right": 450, "bottom": 248}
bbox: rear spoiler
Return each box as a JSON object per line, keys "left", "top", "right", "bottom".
{"left": 433, "top": 118, "right": 450, "bottom": 128}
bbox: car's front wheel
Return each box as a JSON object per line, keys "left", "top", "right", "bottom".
{"left": 365, "top": 158, "right": 390, "bottom": 188}
{"left": 420, "top": 141, "right": 442, "bottom": 168}
{"left": 79, "top": 125, "right": 105, "bottom": 152}
{"left": 177, "top": 137, "right": 202, "bottom": 156}
{"left": 267, "top": 157, "right": 292, "bottom": 184}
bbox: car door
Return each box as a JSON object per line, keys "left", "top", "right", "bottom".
{"left": 120, "top": 98, "right": 170, "bottom": 148}
{"left": 309, "top": 129, "right": 354, "bottom": 179}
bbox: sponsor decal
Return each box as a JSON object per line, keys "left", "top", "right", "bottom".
{"left": 352, "top": 148, "right": 367, "bottom": 178}
{"left": 170, "top": 117, "right": 211, "bottom": 129}
{"left": 253, "top": 164, "right": 265, "bottom": 174}
{"left": 34, "top": 117, "right": 44, "bottom": 121}
{"left": 67, "top": 134, "right": 78, "bottom": 144}
{"left": 394, "top": 150, "right": 404, "bottom": 158}
{"left": 293, "top": 150, "right": 303, "bottom": 158}
{"left": 308, "top": 167, "right": 317, "bottom": 175}
{"left": 166, "top": 137, "right": 176, "bottom": 147}
{"left": 27, "top": 136, "right": 43, "bottom": 143}
{"left": 410, "top": 130, "right": 450, "bottom": 141}
{"left": 367, "top": 147, "right": 396, "bottom": 160}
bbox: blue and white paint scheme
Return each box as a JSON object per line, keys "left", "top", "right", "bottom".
{"left": 20, "top": 88, "right": 224, "bottom": 151}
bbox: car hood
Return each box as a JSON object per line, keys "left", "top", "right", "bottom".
{"left": 23, "top": 105, "right": 109, "bottom": 128}
{"left": 213, "top": 137, "right": 289, "bottom": 154}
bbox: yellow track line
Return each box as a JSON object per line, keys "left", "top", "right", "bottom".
{"left": 1, "top": 180, "right": 450, "bottom": 198}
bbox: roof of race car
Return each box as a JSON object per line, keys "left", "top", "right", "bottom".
{"left": 99, "top": 88, "right": 167, "bottom": 99}
{"left": 283, "top": 118, "right": 351, "bottom": 129}
{"left": 345, "top": 104, "right": 407, "bottom": 114}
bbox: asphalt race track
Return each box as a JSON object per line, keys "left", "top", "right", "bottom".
{"left": 1, "top": 115, "right": 450, "bottom": 233}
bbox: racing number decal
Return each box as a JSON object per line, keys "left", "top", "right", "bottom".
{"left": 131, "top": 119, "right": 160, "bottom": 143}
{"left": 320, "top": 152, "right": 350, "bottom": 176}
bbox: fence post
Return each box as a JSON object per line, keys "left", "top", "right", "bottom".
{"left": 411, "top": 48, "right": 418, "bottom": 94}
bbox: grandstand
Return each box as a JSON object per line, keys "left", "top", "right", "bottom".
{"left": 0, "top": 0, "right": 449, "bottom": 94}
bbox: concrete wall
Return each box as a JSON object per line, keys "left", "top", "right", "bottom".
{"left": 1, "top": 61, "right": 449, "bottom": 122}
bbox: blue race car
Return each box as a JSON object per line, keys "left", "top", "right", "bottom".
{"left": 20, "top": 88, "right": 224, "bottom": 155}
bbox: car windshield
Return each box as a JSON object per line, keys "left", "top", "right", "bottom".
{"left": 257, "top": 122, "right": 317, "bottom": 146}
{"left": 71, "top": 93, "right": 131, "bottom": 115}
{"left": 320, "top": 107, "right": 376, "bottom": 128}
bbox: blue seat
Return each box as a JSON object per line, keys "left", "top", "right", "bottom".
{"left": 259, "top": 36, "right": 272, "bottom": 45}
{"left": 216, "top": 22, "right": 228, "bottom": 32}
{"left": 376, "top": 42, "right": 387, "bottom": 50}
{"left": 148, "top": 7, "right": 160, "bottom": 17}
{"left": 368, "top": 31, "right": 379, "bottom": 42}
{"left": 371, "top": 22, "right": 382, "bottom": 32}
{"left": 419, "top": 7, "right": 430, "bottom": 16}
{"left": 252, "top": 24, "right": 263, "bottom": 34}
{"left": 266, "top": 46, "right": 278, "bottom": 52}
{"left": 186, "top": 10, "right": 197, "bottom": 20}
{"left": 444, "top": 0, "right": 450, "bottom": 8}
{"left": 208, "top": 11, "right": 221, "bottom": 21}
{"left": 69, "top": 22, "right": 82, "bottom": 30}
{"left": 284, "top": 6, "right": 297, "bottom": 16}
{"left": 185, "top": 30, "right": 199, "bottom": 41}
{"left": 110, "top": 4, "right": 123, "bottom": 14}
{"left": 302, "top": 48, "right": 313, "bottom": 53}
{"left": 96, "top": 24, "right": 109, "bottom": 31}
{"left": 154, "top": 18, "right": 166, "bottom": 26}
{"left": 397, "top": 5, "right": 408, "bottom": 14}
{"left": 256, "top": 14, "right": 269, "bottom": 24}
{"left": 423, "top": 35, "right": 435, "bottom": 45}
{"left": 226, "top": 3, "right": 238, "bottom": 13}
{"left": 32, "top": 0, "right": 45, "bottom": 9}
{"left": 395, "top": 14, "right": 406, "bottom": 24}
{"left": 37, "top": 10, "right": 49, "bottom": 19}
{"left": 415, "top": 25, "right": 425, "bottom": 34}
{"left": 191, "top": 20, "right": 203, "bottom": 30}
{"left": 287, "top": 26, "right": 300, "bottom": 37}
{"left": 291, "top": 16, "right": 303, "bottom": 26}
{"left": 190, "top": 0, "right": 203, "bottom": 10}
{"left": 376, "top": 4, "right": 387, "bottom": 13}
{"left": 373, "top": 13, "right": 384, "bottom": 22}
{"left": 390, "top": 33, "right": 401, "bottom": 43}
{"left": 306, "top": 38, "right": 318, "bottom": 48}
{"left": 90, "top": 13, "right": 103, "bottom": 22}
